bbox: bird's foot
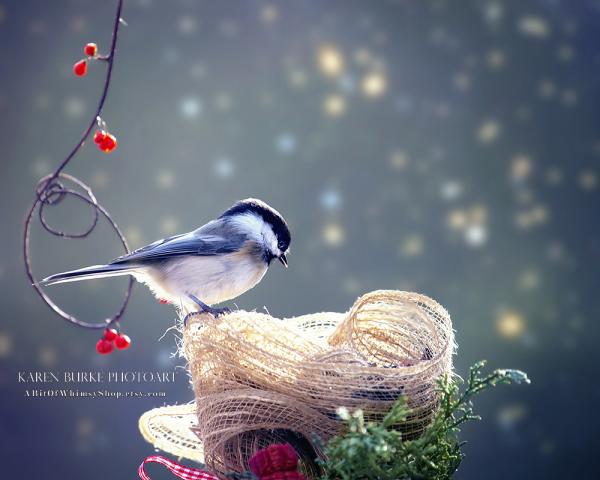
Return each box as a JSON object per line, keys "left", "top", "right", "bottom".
{"left": 183, "top": 294, "right": 231, "bottom": 327}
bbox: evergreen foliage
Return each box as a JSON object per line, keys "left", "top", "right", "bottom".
{"left": 318, "top": 361, "right": 530, "bottom": 480}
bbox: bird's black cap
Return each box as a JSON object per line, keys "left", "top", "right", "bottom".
{"left": 220, "top": 198, "right": 291, "bottom": 252}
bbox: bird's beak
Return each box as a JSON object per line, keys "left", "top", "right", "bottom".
{"left": 278, "top": 254, "right": 288, "bottom": 268}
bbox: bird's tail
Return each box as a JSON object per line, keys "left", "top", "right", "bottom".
{"left": 38, "top": 264, "right": 136, "bottom": 287}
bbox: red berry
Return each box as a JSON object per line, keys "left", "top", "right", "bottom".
{"left": 84, "top": 43, "right": 98, "bottom": 57}
{"left": 73, "top": 59, "right": 87, "bottom": 77}
{"left": 115, "top": 334, "right": 131, "bottom": 350}
{"left": 99, "top": 134, "right": 117, "bottom": 153}
{"left": 94, "top": 131, "right": 107, "bottom": 144}
{"left": 96, "top": 338, "right": 114, "bottom": 355}
{"left": 103, "top": 328, "right": 118, "bottom": 341}
{"left": 159, "top": 298, "right": 170, "bottom": 305}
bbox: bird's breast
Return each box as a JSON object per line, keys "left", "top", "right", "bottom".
{"left": 152, "top": 246, "right": 268, "bottom": 306}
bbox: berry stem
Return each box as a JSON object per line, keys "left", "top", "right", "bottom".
{"left": 23, "top": 0, "right": 131, "bottom": 331}
{"left": 41, "top": 0, "right": 123, "bottom": 192}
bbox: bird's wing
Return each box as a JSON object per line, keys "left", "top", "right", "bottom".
{"left": 110, "top": 230, "right": 247, "bottom": 265}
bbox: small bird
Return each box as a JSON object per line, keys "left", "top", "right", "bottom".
{"left": 40, "top": 198, "right": 291, "bottom": 318}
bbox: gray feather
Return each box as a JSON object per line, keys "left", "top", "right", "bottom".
{"left": 39, "top": 264, "right": 135, "bottom": 286}
{"left": 110, "top": 220, "right": 248, "bottom": 266}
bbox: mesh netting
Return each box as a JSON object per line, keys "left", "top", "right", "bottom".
{"left": 140, "top": 290, "right": 455, "bottom": 478}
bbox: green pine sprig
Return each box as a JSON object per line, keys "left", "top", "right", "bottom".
{"left": 318, "top": 360, "right": 530, "bottom": 480}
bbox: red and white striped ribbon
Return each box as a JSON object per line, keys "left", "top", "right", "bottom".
{"left": 138, "top": 455, "right": 219, "bottom": 480}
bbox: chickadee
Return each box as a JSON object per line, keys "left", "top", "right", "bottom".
{"left": 40, "top": 198, "right": 291, "bottom": 318}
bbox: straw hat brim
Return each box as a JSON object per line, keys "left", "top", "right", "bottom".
{"left": 139, "top": 402, "right": 205, "bottom": 463}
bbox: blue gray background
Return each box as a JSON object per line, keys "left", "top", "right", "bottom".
{"left": 1, "top": 0, "right": 599, "bottom": 478}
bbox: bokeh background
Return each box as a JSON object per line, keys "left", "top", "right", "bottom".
{"left": 1, "top": 0, "right": 599, "bottom": 478}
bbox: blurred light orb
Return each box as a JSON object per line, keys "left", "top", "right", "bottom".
{"left": 545, "top": 167, "right": 563, "bottom": 186}
{"left": 483, "top": 2, "right": 504, "bottom": 23}
{"left": 260, "top": 5, "right": 279, "bottom": 24}
{"left": 517, "top": 205, "right": 548, "bottom": 229}
{"left": 510, "top": 154, "right": 533, "bottom": 182}
{"left": 497, "top": 404, "right": 527, "bottom": 430}
{"left": 76, "top": 417, "right": 95, "bottom": 438}
{"left": 342, "top": 277, "right": 362, "bottom": 295}
{"left": 389, "top": 150, "right": 409, "bottom": 170}
{"left": 157, "top": 348, "right": 176, "bottom": 367}
{"left": 515, "top": 188, "right": 534, "bottom": 205}
{"left": 214, "top": 92, "right": 233, "bottom": 112}
{"left": 177, "top": 16, "right": 198, "bottom": 35}
{"left": 579, "top": 170, "right": 597, "bottom": 191}
{"left": 539, "top": 440, "right": 556, "bottom": 456}
{"left": 31, "top": 157, "right": 51, "bottom": 177}
{"left": 323, "top": 94, "right": 346, "bottom": 117}
{"left": 464, "top": 224, "right": 487, "bottom": 247}
{"left": 219, "top": 19, "right": 239, "bottom": 37}
{"left": 160, "top": 216, "right": 179, "bottom": 235}
{"left": 440, "top": 180, "right": 463, "bottom": 201}
{"left": 39, "top": 345, "right": 58, "bottom": 367}
{"left": 557, "top": 44, "right": 574, "bottom": 62}
{"left": 179, "top": 96, "right": 203, "bottom": 118}
{"left": 64, "top": 97, "right": 86, "bottom": 119}
{"left": 469, "top": 204, "right": 488, "bottom": 224}
{"left": 447, "top": 209, "right": 468, "bottom": 230}
{"left": 190, "top": 62, "right": 206, "bottom": 80}
{"left": 289, "top": 69, "right": 308, "bottom": 89}
{"left": 486, "top": 49, "right": 506, "bottom": 70}
{"left": 162, "top": 47, "right": 181, "bottom": 64}
{"left": 477, "top": 119, "right": 501, "bottom": 144}
{"left": 561, "top": 89, "right": 578, "bottom": 107}
{"left": 401, "top": 234, "right": 424, "bottom": 257}
{"left": 354, "top": 47, "right": 372, "bottom": 66}
{"left": 213, "top": 157, "right": 235, "bottom": 179}
{"left": 317, "top": 44, "right": 344, "bottom": 77}
{"left": 323, "top": 223, "right": 345, "bottom": 247}
{"left": 156, "top": 170, "right": 176, "bottom": 190}
{"left": 320, "top": 189, "right": 342, "bottom": 210}
{"left": 453, "top": 72, "right": 471, "bottom": 91}
{"left": 33, "top": 92, "right": 51, "bottom": 110}
{"left": 546, "top": 242, "right": 564, "bottom": 262}
{"left": 538, "top": 79, "right": 556, "bottom": 99}
{"left": 0, "top": 331, "right": 12, "bottom": 358}
{"left": 124, "top": 226, "right": 144, "bottom": 247}
{"left": 530, "top": 205, "right": 548, "bottom": 223}
{"left": 361, "top": 71, "right": 387, "bottom": 98}
{"left": 91, "top": 171, "right": 110, "bottom": 189}
{"left": 518, "top": 270, "right": 540, "bottom": 291}
{"left": 496, "top": 310, "right": 526, "bottom": 339}
{"left": 276, "top": 133, "right": 297, "bottom": 154}
{"left": 517, "top": 16, "right": 550, "bottom": 39}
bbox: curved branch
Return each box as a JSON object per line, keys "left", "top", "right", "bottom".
{"left": 23, "top": 0, "right": 133, "bottom": 330}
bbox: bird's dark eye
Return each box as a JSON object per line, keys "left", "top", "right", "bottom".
{"left": 278, "top": 242, "right": 286, "bottom": 251}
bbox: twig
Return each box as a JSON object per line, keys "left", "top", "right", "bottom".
{"left": 23, "top": 0, "right": 132, "bottom": 330}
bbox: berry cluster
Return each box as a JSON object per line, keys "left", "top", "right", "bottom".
{"left": 73, "top": 43, "right": 98, "bottom": 77}
{"left": 93, "top": 116, "right": 118, "bottom": 154}
{"left": 94, "top": 130, "right": 118, "bottom": 153}
{"left": 96, "top": 327, "right": 131, "bottom": 355}
{"left": 73, "top": 43, "right": 119, "bottom": 154}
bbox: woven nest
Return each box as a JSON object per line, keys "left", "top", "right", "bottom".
{"left": 139, "top": 290, "right": 455, "bottom": 478}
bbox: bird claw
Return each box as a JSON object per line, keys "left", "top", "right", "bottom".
{"left": 183, "top": 294, "right": 231, "bottom": 327}
{"left": 183, "top": 311, "right": 202, "bottom": 327}
{"left": 210, "top": 306, "right": 231, "bottom": 317}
